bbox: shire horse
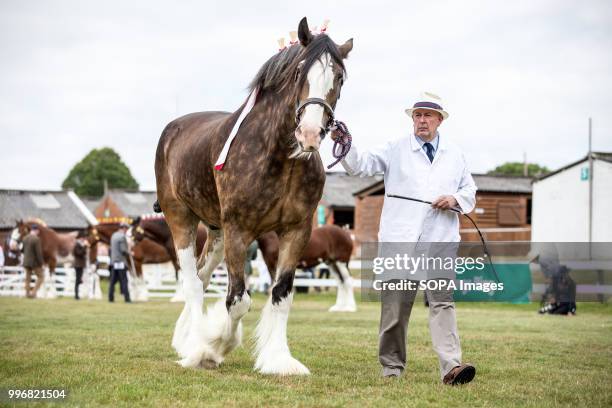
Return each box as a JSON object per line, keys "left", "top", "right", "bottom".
{"left": 132, "top": 216, "right": 356, "bottom": 310}
{"left": 130, "top": 216, "right": 208, "bottom": 280}
{"left": 12, "top": 219, "right": 78, "bottom": 274}
{"left": 260, "top": 224, "right": 357, "bottom": 312}
{"left": 88, "top": 222, "right": 167, "bottom": 278}
{"left": 131, "top": 215, "right": 279, "bottom": 280}
{"left": 154, "top": 17, "right": 352, "bottom": 374}
{"left": 11, "top": 219, "right": 98, "bottom": 298}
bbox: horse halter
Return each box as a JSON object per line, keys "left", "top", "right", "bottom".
{"left": 294, "top": 97, "right": 335, "bottom": 137}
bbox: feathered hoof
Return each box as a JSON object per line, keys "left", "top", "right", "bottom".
{"left": 176, "top": 345, "right": 224, "bottom": 369}
{"left": 328, "top": 304, "right": 357, "bottom": 312}
{"left": 255, "top": 353, "right": 310, "bottom": 376}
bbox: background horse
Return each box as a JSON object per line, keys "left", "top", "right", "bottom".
{"left": 131, "top": 216, "right": 278, "bottom": 281}
{"left": 130, "top": 216, "right": 207, "bottom": 280}
{"left": 12, "top": 219, "right": 77, "bottom": 275}
{"left": 11, "top": 219, "right": 86, "bottom": 298}
{"left": 1, "top": 230, "right": 22, "bottom": 266}
{"left": 259, "top": 225, "right": 357, "bottom": 312}
{"left": 154, "top": 17, "right": 352, "bottom": 374}
{"left": 87, "top": 221, "right": 154, "bottom": 301}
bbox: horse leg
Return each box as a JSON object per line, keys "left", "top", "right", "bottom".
{"left": 165, "top": 210, "right": 215, "bottom": 368}
{"left": 196, "top": 227, "right": 224, "bottom": 290}
{"left": 46, "top": 258, "right": 57, "bottom": 299}
{"left": 328, "top": 261, "right": 357, "bottom": 312}
{"left": 189, "top": 226, "right": 251, "bottom": 367}
{"left": 255, "top": 224, "right": 311, "bottom": 375}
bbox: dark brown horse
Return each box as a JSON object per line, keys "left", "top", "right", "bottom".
{"left": 259, "top": 225, "right": 357, "bottom": 312}
{"left": 88, "top": 222, "right": 163, "bottom": 278}
{"left": 154, "top": 17, "right": 352, "bottom": 374}
{"left": 130, "top": 216, "right": 207, "bottom": 280}
{"left": 131, "top": 215, "right": 278, "bottom": 281}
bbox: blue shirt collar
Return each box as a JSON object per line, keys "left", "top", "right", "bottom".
{"left": 415, "top": 132, "right": 440, "bottom": 153}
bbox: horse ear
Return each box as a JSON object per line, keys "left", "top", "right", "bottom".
{"left": 298, "top": 17, "right": 313, "bottom": 47}
{"left": 339, "top": 38, "right": 353, "bottom": 59}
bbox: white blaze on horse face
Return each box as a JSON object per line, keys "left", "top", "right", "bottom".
{"left": 295, "top": 53, "right": 335, "bottom": 152}
{"left": 9, "top": 228, "right": 20, "bottom": 250}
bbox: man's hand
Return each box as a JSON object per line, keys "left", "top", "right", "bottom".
{"left": 431, "top": 195, "right": 458, "bottom": 210}
{"left": 330, "top": 127, "right": 341, "bottom": 142}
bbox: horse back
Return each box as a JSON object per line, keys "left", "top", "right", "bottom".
{"left": 317, "top": 225, "right": 353, "bottom": 263}
{"left": 154, "top": 110, "right": 235, "bottom": 224}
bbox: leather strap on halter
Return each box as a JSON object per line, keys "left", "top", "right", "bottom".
{"left": 295, "top": 97, "right": 335, "bottom": 129}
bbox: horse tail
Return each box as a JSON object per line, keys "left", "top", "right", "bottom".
{"left": 153, "top": 200, "right": 162, "bottom": 213}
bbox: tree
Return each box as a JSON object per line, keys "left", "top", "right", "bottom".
{"left": 62, "top": 147, "right": 139, "bottom": 197}
{"left": 487, "top": 162, "right": 550, "bottom": 177}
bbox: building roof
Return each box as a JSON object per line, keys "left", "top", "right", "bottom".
{"left": 81, "top": 197, "right": 101, "bottom": 214}
{"left": 354, "top": 174, "right": 533, "bottom": 198}
{"left": 104, "top": 190, "right": 158, "bottom": 218}
{"left": 533, "top": 152, "right": 612, "bottom": 182}
{"left": 0, "top": 189, "right": 95, "bottom": 230}
{"left": 321, "top": 172, "right": 382, "bottom": 207}
{"left": 471, "top": 174, "right": 533, "bottom": 193}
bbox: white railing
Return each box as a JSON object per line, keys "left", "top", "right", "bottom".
{"left": 0, "top": 265, "right": 102, "bottom": 299}
{"left": 0, "top": 261, "right": 355, "bottom": 301}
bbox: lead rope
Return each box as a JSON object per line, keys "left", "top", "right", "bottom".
{"left": 327, "top": 120, "right": 352, "bottom": 169}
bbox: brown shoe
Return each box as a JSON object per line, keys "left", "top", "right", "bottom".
{"left": 443, "top": 364, "right": 476, "bottom": 385}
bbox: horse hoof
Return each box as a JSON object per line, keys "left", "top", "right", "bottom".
{"left": 328, "top": 305, "right": 357, "bottom": 312}
{"left": 199, "top": 359, "right": 220, "bottom": 369}
{"left": 255, "top": 354, "right": 310, "bottom": 376}
{"left": 176, "top": 351, "right": 223, "bottom": 369}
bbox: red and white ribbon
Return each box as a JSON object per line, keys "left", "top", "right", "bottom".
{"left": 214, "top": 87, "right": 259, "bottom": 171}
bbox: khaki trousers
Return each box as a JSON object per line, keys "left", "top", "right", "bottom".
{"left": 24, "top": 267, "right": 44, "bottom": 298}
{"left": 378, "top": 280, "right": 461, "bottom": 378}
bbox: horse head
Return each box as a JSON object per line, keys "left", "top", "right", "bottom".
{"left": 86, "top": 225, "right": 102, "bottom": 245}
{"left": 249, "top": 17, "right": 353, "bottom": 156}
{"left": 129, "top": 217, "right": 146, "bottom": 243}
{"left": 292, "top": 17, "right": 353, "bottom": 153}
{"left": 9, "top": 220, "right": 29, "bottom": 251}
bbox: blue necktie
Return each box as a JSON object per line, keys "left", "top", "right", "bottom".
{"left": 423, "top": 142, "right": 434, "bottom": 163}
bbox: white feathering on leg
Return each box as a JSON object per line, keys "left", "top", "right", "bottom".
{"left": 254, "top": 292, "right": 310, "bottom": 375}
{"left": 329, "top": 262, "right": 357, "bottom": 312}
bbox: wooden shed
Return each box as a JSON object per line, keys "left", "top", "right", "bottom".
{"left": 87, "top": 189, "right": 158, "bottom": 222}
{"left": 352, "top": 174, "right": 533, "bottom": 254}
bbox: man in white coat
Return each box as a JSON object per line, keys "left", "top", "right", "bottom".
{"left": 334, "top": 92, "right": 477, "bottom": 385}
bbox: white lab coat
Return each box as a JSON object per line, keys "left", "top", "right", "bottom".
{"left": 342, "top": 133, "right": 477, "bottom": 243}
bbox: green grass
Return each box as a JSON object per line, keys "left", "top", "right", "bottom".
{"left": 0, "top": 293, "right": 611, "bottom": 407}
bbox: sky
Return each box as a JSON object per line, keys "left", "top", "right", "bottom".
{"left": 1, "top": 0, "right": 611, "bottom": 191}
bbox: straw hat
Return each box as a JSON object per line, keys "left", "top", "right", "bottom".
{"left": 405, "top": 91, "right": 449, "bottom": 120}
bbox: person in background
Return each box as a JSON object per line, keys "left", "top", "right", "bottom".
{"left": 22, "top": 225, "right": 45, "bottom": 299}
{"left": 109, "top": 223, "right": 131, "bottom": 303}
{"left": 73, "top": 231, "right": 89, "bottom": 300}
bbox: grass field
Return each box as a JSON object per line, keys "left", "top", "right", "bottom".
{"left": 1, "top": 292, "right": 611, "bottom": 407}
